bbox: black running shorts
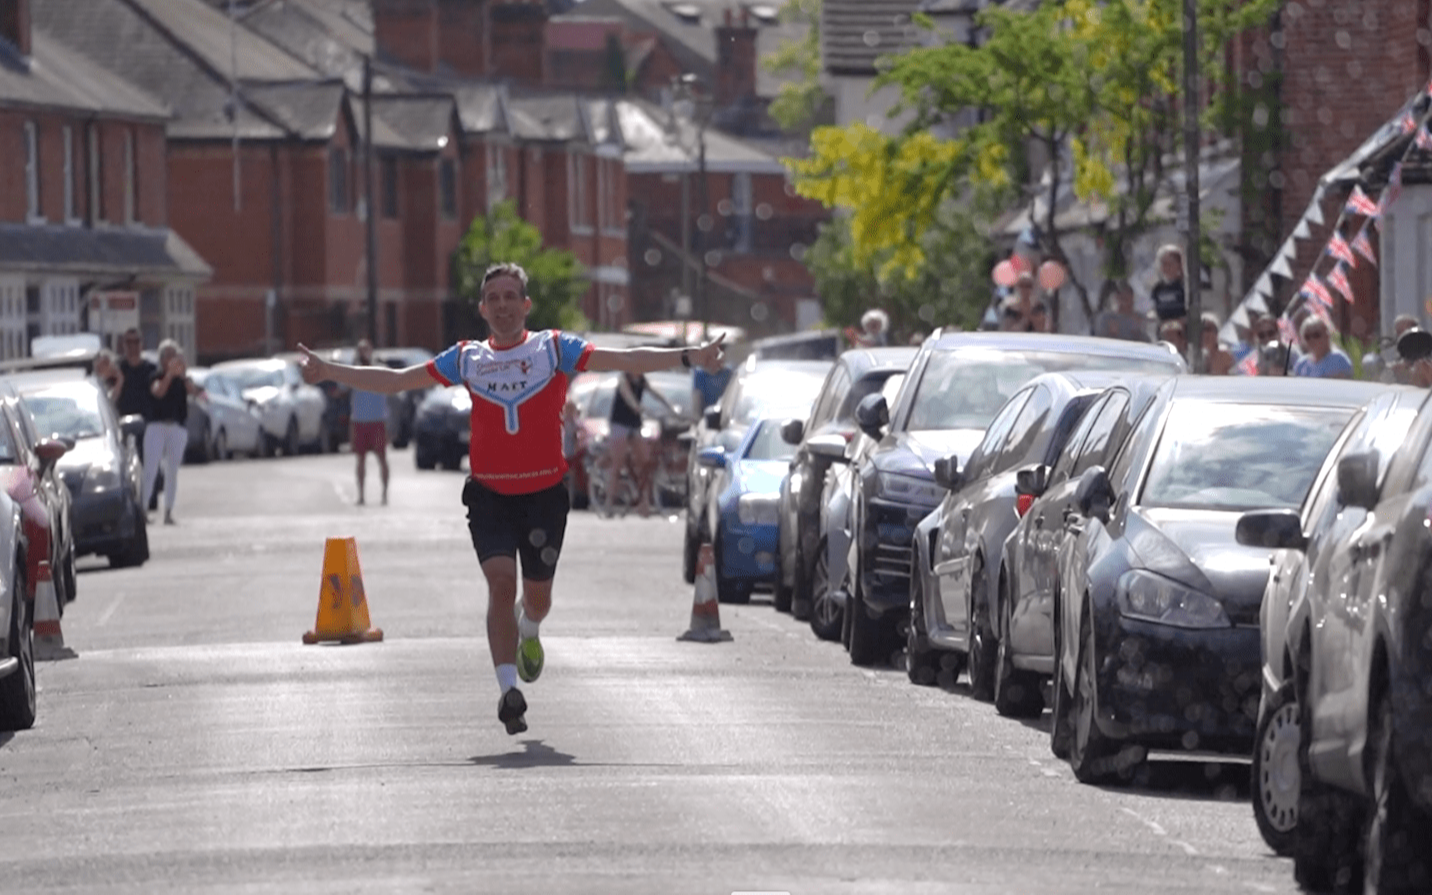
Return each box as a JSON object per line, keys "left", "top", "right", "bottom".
{"left": 461, "top": 478, "right": 571, "bottom": 582}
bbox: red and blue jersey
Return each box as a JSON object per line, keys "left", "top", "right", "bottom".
{"left": 427, "top": 330, "right": 594, "bottom": 495}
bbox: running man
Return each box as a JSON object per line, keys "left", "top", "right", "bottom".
{"left": 296, "top": 262, "right": 726, "bottom": 735}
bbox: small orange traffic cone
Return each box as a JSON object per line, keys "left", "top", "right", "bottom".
{"left": 677, "top": 543, "right": 732, "bottom": 643}
{"left": 303, "top": 537, "right": 384, "bottom": 645}
{"left": 33, "top": 560, "right": 75, "bottom": 661}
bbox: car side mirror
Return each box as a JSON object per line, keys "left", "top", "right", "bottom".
{"left": 34, "top": 438, "right": 68, "bottom": 466}
{"left": 696, "top": 446, "right": 728, "bottom": 469}
{"left": 119, "top": 414, "right": 146, "bottom": 440}
{"left": 704, "top": 408, "right": 721, "bottom": 429}
{"left": 933, "top": 455, "right": 962, "bottom": 491}
{"left": 1074, "top": 466, "right": 1114, "bottom": 524}
{"left": 1015, "top": 464, "right": 1050, "bottom": 498}
{"left": 1235, "top": 509, "right": 1307, "bottom": 551}
{"left": 1336, "top": 450, "right": 1380, "bottom": 511}
{"left": 781, "top": 418, "right": 804, "bottom": 445}
{"left": 854, "top": 393, "right": 889, "bottom": 439}
{"left": 806, "top": 433, "right": 848, "bottom": 463}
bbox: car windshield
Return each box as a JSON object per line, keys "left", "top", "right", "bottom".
{"left": 731, "top": 372, "right": 826, "bottom": 426}
{"left": 1140, "top": 402, "right": 1353, "bottom": 512}
{"left": 222, "top": 366, "right": 285, "bottom": 390}
{"left": 745, "top": 420, "right": 796, "bottom": 462}
{"left": 904, "top": 348, "right": 1175, "bottom": 431}
{"left": 24, "top": 385, "right": 107, "bottom": 440}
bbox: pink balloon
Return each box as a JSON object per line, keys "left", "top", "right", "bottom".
{"left": 992, "top": 260, "right": 1017, "bottom": 286}
{"left": 1038, "top": 260, "right": 1066, "bottom": 291}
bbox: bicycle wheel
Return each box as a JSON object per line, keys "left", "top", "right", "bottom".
{"left": 586, "top": 454, "right": 613, "bottom": 518}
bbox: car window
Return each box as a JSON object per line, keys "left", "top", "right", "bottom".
{"left": 745, "top": 420, "right": 797, "bottom": 462}
{"left": 1070, "top": 391, "right": 1129, "bottom": 479}
{"left": 23, "top": 385, "right": 107, "bottom": 440}
{"left": 223, "top": 366, "right": 285, "bottom": 390}
{"left": 964, "top": 388, "right": 1032, "bottom": 480}
{"left": 995, "top": 384, "right": 1055, "bottom": 475}
{"left": 1050, "top": 392, "right": 1108, "bottom": 486}
{"left": 807, "top": 366, "right": 849, "bottom": 431}
{"left": 1140, "top": 402, "right": 1353, "bottom": 512}
{"left": 0, "top": 405, "right": 20, "bottom": 464}
{"left": 841, "top": 370, "right": 900, "bottom": 423}
{"left": 729, "top": 373, "right": 826, "bottom": 428}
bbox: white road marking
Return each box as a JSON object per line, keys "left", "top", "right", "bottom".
{"left": 96, "top": 591, "right": 125, "bottom": 627}
{"left": 1118, "top": 806, "right": 1200, "bottom": 856}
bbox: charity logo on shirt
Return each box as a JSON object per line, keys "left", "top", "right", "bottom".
{"left": 458, "top": 337, "right": 560, "bottom": 433}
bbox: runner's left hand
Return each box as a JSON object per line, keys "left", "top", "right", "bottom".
{"left": 690, "top": 333, "right": 726, "bottom": 374}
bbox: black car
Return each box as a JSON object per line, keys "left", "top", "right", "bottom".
{"left": 412, "top": 384, "right": 470, "bottom": 471}
{"left": 842, "top": 330, "right": 1186, "bottom": 667}
{"left": 1050, "top": 377, "right": 1389, "bottom": 784}
{"left": 776, "top": 346, "right": 917, "bottom": 617}
{"left": 907, "top": 370, "right": 1150, "bottom": 705}
{"left": 1236, "top": 385, "right": 1432, "bottom": 892}
{"left": 11, "top": 369, "right": 148, "bottom": 569}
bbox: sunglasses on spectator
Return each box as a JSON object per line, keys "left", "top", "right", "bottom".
{"left": 1306, "top": 330, "right": 1328, "bottom": 340}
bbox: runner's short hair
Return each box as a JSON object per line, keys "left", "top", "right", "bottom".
{"left": 481, "top": 262, "right": 529, "bottom": 297}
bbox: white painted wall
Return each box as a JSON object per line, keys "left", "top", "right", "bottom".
{"left": 1379, "top": 184, "right": 1432, "bottom": 334}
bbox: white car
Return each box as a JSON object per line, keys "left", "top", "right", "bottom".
{"left": 210, "top": 358, "right": 329, "bottom": 456}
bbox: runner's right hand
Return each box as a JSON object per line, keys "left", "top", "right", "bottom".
{"left": 296, "top": 344, "right": 327, "bottom": 386}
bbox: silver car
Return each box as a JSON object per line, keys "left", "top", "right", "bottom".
{"left": 186, "top": 367, "right": 266, "bottom": 461}
{"left": 211, "top": 358, "right": 329, "bottom": 456}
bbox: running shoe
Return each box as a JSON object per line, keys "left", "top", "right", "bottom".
{"left": 515, "top": 603, "right": 544, "bottom": 683}
{"left": 498, "top": 687, "right": 528, "bottom": 735}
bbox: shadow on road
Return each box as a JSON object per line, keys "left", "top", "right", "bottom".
{"left": 1111, "top": 757, "right": 1252, "bottom": 803}
{"left": 0, "top": 731, "right": 13, "bottom": 750}
{"left": 469, "top": 739, "right": 584, "bottom": 769}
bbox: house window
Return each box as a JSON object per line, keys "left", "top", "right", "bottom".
{"left": 88, "top": 124, "right": 103, "bottom": 223}
{"left": 329, "top": 147, "right": 349, "bottom": 214}
{"left": 24, "top": 121, "right": 39, "bottom": 221}
{"left": 439, "top": 158, "right": 457, "bottom": 220}
{"left": 380, "top": 155, "right": 398, "bottom": 218}
{"left": 568, "top": 152, "right": 589, "bottom": 231}
{"left": 62, "top": 126, "right": 75, "bottom": 223}
{"left": 123, "top": 129, "right": 137, "bottom": 224}
{"left": 486, "top": 144, "right": 507, "bottom": 211}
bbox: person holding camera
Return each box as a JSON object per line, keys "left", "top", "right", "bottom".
{"left": 141, "top": 339, "right": 202, "bottom": 525}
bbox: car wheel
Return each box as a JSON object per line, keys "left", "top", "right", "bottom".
{"left": 994, "top": 575, "right": 1044, "bottom": 718}
{"left": 213, "top": 429, "right": 229, "bottom": 462}
{"left": 0, "top": 558, "right": 35, "bottom": 730}
{"left": 967, "top": 557, "right": 998, "bottom": 702}
{"left": 1069, "top": 602, "right": 1140, "bottom": 784}
{"left": 62, "top": 546, "right": 77, "bottom": 606}
{"left": 808, "top": 539, "right": 842, "bottom": 642}
{"left": 772, "top": 537, "right": 793, "bottom": 614}
{"left": 415, "top": 442, "right": 436, "bottom": 470}
{"left": 319, "top": 423, "right": 335, "bottom": 455}
{"left": 906, "top": 563, "right": 940, "bottom": 686}
{"left": 713, "top": 535, "right": 750, "bottom": 604}
{"left": 282, "top": 417, "right": 301, "bottom": 457}
{"left": 847, "top": 577, "right": 886, "bottom": 667}
{"left": 682, "top": 524, "right": 699, "bottom": 585}
{"left": 196, "top": 421, "right": 213, "bottom": 463}
{"left": 441, "top": 446, "right": 463, "bottom": 471}
{"left": 109, "top": 506, "right": 149, "bottom": 569}
{"left": 840, "top": 570, "right": 854, "bottom": 651}
{"left": 1362, "top": 689, "right": 1432, "bottom": 894}
{"left": 1252, "top": 680, "right": 1300, "bottom": 857}
{"left": 1050, "top": 633, "right": 1072, "bottom": 759}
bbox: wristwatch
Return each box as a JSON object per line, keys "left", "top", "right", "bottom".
{"left": 680, "top": 349, "right": 692, "bottom": 368}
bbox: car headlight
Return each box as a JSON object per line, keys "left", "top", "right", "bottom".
{"left": 875, "top": 471, "right": 944, "bottom": 507}
{"left": 1115, "top": 570, "right": 1231, "bottom": 628}
{"left": 737, "top": 493, "right": 780, "bottom": 525}
{"left": 82, "top": 461, "right": 121, "bottom": 495}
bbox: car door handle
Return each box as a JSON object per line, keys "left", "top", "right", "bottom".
{"left": 1034, "top": 514, "right": 1044, "bottom": 529}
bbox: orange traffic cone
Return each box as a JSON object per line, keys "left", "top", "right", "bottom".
{"left": 677, "top": 543, "right": 732, "bottom": 643}
{"left": 303, "top": 537, "right": 384, "bottom": 645}
{"left": 33, "top": 560, "right": 74, "bottom": 661}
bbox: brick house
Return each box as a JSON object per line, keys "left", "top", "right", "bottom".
{"left": 0, "top": 3, "right": 210, "bottom": 360}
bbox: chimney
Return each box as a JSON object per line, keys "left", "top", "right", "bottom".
{"left": 0, "top": 0, "right": 32, "bottom": 57}
{"left": 488, "top": 0, "right": 547, "bottom": 85}
{"left": 438, "top": 0, "right": 489, "bottom": 77}
{"left": 714, "top": 7, "right": 757, "bottom": 108}
{"left": 373, "top": 0, "right": 440, "bottom": 73}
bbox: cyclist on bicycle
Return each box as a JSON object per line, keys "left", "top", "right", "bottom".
{"left": 605, "top": 370, "right": 679, "bottom": 517}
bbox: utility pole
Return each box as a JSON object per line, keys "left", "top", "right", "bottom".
{"left": 697, "top": 121, "right": 709, "bottom": 343}
{"left": 363, "top": 56, "right": 379, "bottom": 345}
{"left": 1181, "top": 0, "right": 1202, "bottom": 372}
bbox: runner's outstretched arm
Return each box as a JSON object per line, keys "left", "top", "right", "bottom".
{"left": 585, "top": 333, "right": 726, "bottom": 375}
{"left": 296, "top": 344, "right": 438, "bottom": 394}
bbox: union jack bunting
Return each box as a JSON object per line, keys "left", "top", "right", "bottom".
{"left": 1352, "top": 227, "right": 1378, "bottom": 265}
{"left": 1400, "top": 111, "right": 1420, "bottom": 134}
{"left": 1346, "top": 185, "right": 1381, "bottom": 218}
{"left": 1381, "top": 162, "right": 1405, "bottom": 211}
{"left": 1277, "top": 315, "right": 1299, "bottom": 344}
{"left": 1327, "top": 232, "right": 1357, "bottom": 266}
{"left": 1301, "top": 276, "right": 1335, "bottom": 311}
{"left": 1237, "top": 350, "right": 1259, "bottom": 376}
{"left": 1326, "top": 263, "right": 1354, "bottom": 303}
{"left": 1418, "top": 125, "right": 1432, "bottom": 151}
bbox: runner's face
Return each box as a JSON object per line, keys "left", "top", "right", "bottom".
{"left": 480, "top": 275, "right": 531, "bottom": 342}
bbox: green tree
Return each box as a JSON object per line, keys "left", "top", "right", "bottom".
{"left": 450, "top": 200, "right": 590, "bottom": 332}
{"left": 762, "top": 0, "right": 828, "bottom": 133}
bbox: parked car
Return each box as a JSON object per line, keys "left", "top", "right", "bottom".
{"left": 840, "top": 330, "right": 1187, "bottom": 667}
{"left": 10, "top": 368, "right": 148, "bottom": 569}
{"left": 412, "top": 384, "right": 470, "bottom": 471}
{"left": 317, "top": 346, "right": 435, "bottom": 449}
{"left": 1048, "top": 377, "right": 1389, "bottom": 785}
{"left": 683, "top": 358, "right": 832, "bottom": 583}
{"left": 184, "top": 367, "right": 266, "bottom": 462}
{"left": 568, "top": 370, "right": 695, "bottom": 512}
{"left": 212, "top": 357, "right": 330, "bottom": 456}
{"left": 775, "top": 346, "right": 918, "bottom": 618}
{"left": 1234, "top": 386, "right": 1432, "bottom": 891}
{"left": 695, "top": 414, "right": 801, "bottom": 602}
{"left": 0, "top": 479, "right": 35, "bottom": 730}
{"left": 1229, "top": 385, "right": 1421, "bottom": 856}
{"left": 999, "top": 374, "right": 1174, "bottom": 736}
{"left": 0, "top": 379, "right": 75, "bottom": 609}
{"left": 907, "top": 370, "right": 1146, "bottom": 704}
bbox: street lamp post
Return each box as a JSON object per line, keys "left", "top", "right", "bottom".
{"left": 673, "top": 73, "right": 711, "bottom": 342}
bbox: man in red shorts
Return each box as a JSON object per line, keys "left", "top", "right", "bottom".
{"left": 297, "top": 262, "right": 726, "bottom": 736}
{"left": 348, "top": 339, "right": 390, "bottom": 506}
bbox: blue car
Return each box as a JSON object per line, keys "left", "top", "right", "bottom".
{"left": 697, "top": 415, "right": 798, "bottom": 604}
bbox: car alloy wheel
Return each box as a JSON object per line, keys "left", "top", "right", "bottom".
{"left": 1363, "top": 691, "right": 1431, "bottom": 894}
{"left": 967, "top": 557, "right": 997, "bottom": 702}
{"left": 906, "top": 564, "right": 939, "bottom": 686}
{"left": 1251, "top": 680, "right": 1299, "bottom": 856}
{"left": 994, "top": 575, "right": 1044, "bottom": 718}
{"left": 809, "top": 539, "right": 842, "bottom": 642}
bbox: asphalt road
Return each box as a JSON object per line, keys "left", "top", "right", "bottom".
{"left": 0, "top": 450, "right": 1300, "bottom": 895}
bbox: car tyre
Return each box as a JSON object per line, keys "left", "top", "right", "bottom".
{"left": 967, "top": 558, "right": 998, "bottom": 702}
{"left": 772, "top": 534, "right": 793, "bottom": 615}
{"left": 1050, "top": 634, "right": 1072, "bottom": 759}
{"left": 1069, "top": 602, "right": 1139, "bottom": 784}
{"left": 281, "top": 417, "right": 300, "bottom": 457}
{"left": 682, "top": 524, "right": 699, "bottom": 584}
{"left": 1251, "top": 679, "right": 1300, "bottom": 857}
{"left": 808, "top": 539, "right": 842, "bottom": 642}
{"left": 108, "top": 506, "right": 149, "bottom": 569}
{"left": 994, "top": 577, "right": 1044, "bottom": 718}
{"left": 847, "top": 578, "right": 886, "bottom": 667}
{"left": 441, "top": 447, "right": 463, "bottom": 472}
{"left": 0, "top": 558, "right": 35, "bottom": 731}
{"left": 713, "top": 535, "right": 750, "bottom": 604}
{"left": 415, "top": 442, "right": 436, "bottom": 470}
{"left": 906, "top": 562, "right": 940, "bottom": 686}
{"left": 1362, "top": 689, "right": 1432, "bottom": 894}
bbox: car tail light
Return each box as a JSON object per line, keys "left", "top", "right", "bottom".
{"left": 1016, "top": 494, "right": 1035, "bottom": 518}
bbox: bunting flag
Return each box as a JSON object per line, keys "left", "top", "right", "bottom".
{"left": 1254, "top": 270, "right": 1274, "bottom": 297}
{"left": 1417, "top": 125, "right": 1432, "bottom": 151}
{"left": 1326, "top": 263, "right": 1354, "bottom": 303}
{"left": 1327, "top": 231, "right": 1357, "bottom": 266}
{"left": 1278, "top": 314, "right": 1299, "bottom": 344}
{"left": 1294, "top": 218, "right": 1313, "bottom": 240}
{"left": 1352, "top": 226, "right": 1378, "bottom": 266}
{"left": 1381, "top": 161, "right": 1405, "bottom": 211}
{"left": 1238, "top": 349, "right": 1259, "bottom": 376}
{"left": 1346, "top": 185, "right": 1381, "bottom": 218}
{"left": 1301, "top": 276, "right": 1335, "bottom": 311}
{"left": 1400, "top": 111, "right": 1419, "bottom": 134}
{"left": 1306, "top": 190, "right": 1326, "bottom": 226}
{"left": 1270, "top": 253, "right": 1294, "bottom": 278}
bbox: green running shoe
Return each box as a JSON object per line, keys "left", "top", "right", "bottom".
{"left": 516, "top": 603, "right": 544, "bottom": 683}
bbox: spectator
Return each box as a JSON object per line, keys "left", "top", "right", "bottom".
{"left": 1259, "top": 341, "right": 1291, "bottom": 376}
{"left": 1394, "top": 313, "right": 1421, "bottom": 338}
{"left": 857, "top": 308, "right": 891, "bottom": 346}
{"left": 1000, "top": 272, "right": 1039, "bottom": 331}
{"left": 1150, "top": 244, "right": 1187, "bottom": 323}
{"left": 1200, "top": 312, "right": 1235, "bottom": 375}
{"left": 1029, "top": 300, "right": 1050, "bottom": 333}
{"left": 349, "top": 339, "right": 390, "bottom": 507}
{"left": 94, "top": 348, "right": 123, "bottom": 405}
{"left": 142, "top": 340, "right": 201, "bottom": 525}
{"left": 1093, "top": 280, "right": 1149, "bottom": 341}
{"left": 691, "top": 355, "right": 733, "bottom": 417}
{"left": 115, "top": 328, "right": 156, "bottom": 422}
{"left": 1158, "top": 318, "right": 1187, "bottom": 358}
{"left": 1293, "top": 318, "right": 1353, "bottom": 379}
